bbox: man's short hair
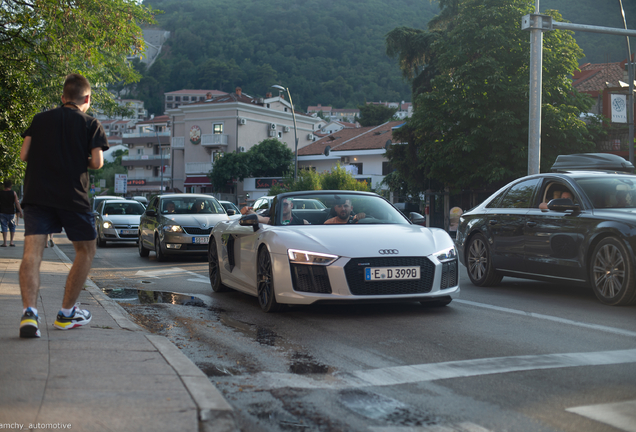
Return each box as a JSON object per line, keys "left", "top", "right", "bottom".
{"left": 3, "top": 180, "right": 11, "bottom": 188}
{"left": 63, "top": 74, "right": 91, "bottom": 103}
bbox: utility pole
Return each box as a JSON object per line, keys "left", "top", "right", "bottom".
{"left": 522, "top": 5, "right": 636, "bottom": 173}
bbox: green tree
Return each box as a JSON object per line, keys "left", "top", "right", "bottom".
{"left": 269, "top": 164, "right": 370, "bottom": 194}
{"left": 355, "top": 104, "right": 398, "bottom": 127}
{"left": 208, "top": 152, "right": 251, "bottom": 192}
{"left": 248, "top": 139, "right": 294, "bottom": 177}
{"left": 0, "top": 0, "right": 155, "bottom": 180}
{"left": 386, "top": 0, "right": 600, "bottom": 191}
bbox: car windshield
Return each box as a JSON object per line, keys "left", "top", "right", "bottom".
{"left": 273, "top": 193, "right": 410, "bottom": 226}
{"left": 574, "top": 175, "right": 636, "bottom": 209}
{"left": 161, "top": 197, "right": 224, "bottom": 214}
{"left": 103, "top": 202, "right": 145, "bottom": 216}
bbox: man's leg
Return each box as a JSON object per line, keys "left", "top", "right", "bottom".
{"left": 1, "top": 231, "right": 6, "bottom": 245}
{"left": 19, "top": 234, "right": 47, "bottom": 309}
{"left": 61, "top": 240, "right": 96, "bottom": 309}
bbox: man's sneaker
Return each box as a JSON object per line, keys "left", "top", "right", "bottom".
{"left": 53, "top": 304, "right": 91, "bottom": 330}
{"left": 20, "top": 310, "right": 41, "bottom": 338}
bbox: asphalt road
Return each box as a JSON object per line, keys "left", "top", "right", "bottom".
{"left": 58, "top": 237, "right": 636, "bottom": 432}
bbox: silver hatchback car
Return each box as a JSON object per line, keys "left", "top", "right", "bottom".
{"left": 95, "top": 199, "right": 145, "bottom": 246}
{"left": 138, "top": 194, "right": 229, "bottom": 261}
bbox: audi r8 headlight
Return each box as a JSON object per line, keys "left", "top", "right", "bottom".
{"left": 102, "top": 221, "right": 113, "bottom": 229}
{"left": 435, "top": 246, "right": 457, "bottom": 262}
{"left": 288, "top": 249, "right": 338, "bottom": 265}
{"left": 163, "top": 224, "right": 184, "bottom": 233}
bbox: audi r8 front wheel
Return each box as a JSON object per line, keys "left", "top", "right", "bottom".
{"left": 209, "top": 238, "right": 228, "bottom": 292}
{"left": 257, "top": 247, "right": 284, "bottom": 313}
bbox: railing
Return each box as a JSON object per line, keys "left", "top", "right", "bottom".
{"left": 122, "top": 131, "right": 171, "bottom": 138}
{"left": 122, "top": 154, "right": 171, "bottom": 161}
{"left": 172, "top": 136, "right": 184, "bottom": 148}
{"left": 201, "top": 134, "right": 228, "bottom": 146}
{"left": 185, "top": 162, "right": 213, "bottom": 174}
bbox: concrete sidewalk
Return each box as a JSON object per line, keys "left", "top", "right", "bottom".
{"left": 0, "top": 227, "right": 237, "bottom": 432}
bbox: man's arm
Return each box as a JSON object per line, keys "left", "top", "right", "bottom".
{"left": 88, "top": 147, "right": 104, "bottom": 169}
{"left": 20, "top": 137, "right": 31, "bottom": 162}
{"left": 13, "top": 192, "right": 23, "bottom": 217}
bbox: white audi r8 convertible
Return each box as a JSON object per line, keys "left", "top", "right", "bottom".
{"left": 208, "top": 191, "right": 460, "bottom": 312}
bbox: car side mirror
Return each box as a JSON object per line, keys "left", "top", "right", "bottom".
{"left": 547, "top": 198, "right": 579, "bottom": 212}
{"left": 146, "top": 209, "right": 156, "bottom": 217}
{"left": 409, "top": 212, "right": 426, "bottom": 225}
{"left": 239, "top": 213, "right": 260, "bottom": 231}
{"left": 226, "top": 209, "right": 237, "bottom": 216}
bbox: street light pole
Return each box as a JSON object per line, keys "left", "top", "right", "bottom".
{"left": 271, "top": 84, "right": 299, "bottom": 181}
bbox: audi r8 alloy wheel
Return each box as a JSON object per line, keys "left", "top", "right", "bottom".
{"left": 208, "top": 238, "right": 227, "bottom": 292}
{"left": 155, "top": 236, "right": 166, "bottom": 262}
{"left": 590, "top": 237, "right": 636, "bottom": 306}
{"left": 466, "top": 233, "right": 502, "bottom": 287}
{"left": 138, "top": 232, "right": 149, "bottom": 257}
{"left": 257, "top": 247, "right": 284, "bottom": 313}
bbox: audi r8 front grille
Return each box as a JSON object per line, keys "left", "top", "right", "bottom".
{"left": 291, "top": 264, "right": 332, "bottom": 294}
{"left": 344, "top": 257, "right": 435, "bottom": 296}
{"left": 183, "top": 227, "right": 212, "bottom": 235}
{"left": 441, "top": 260, "right": 458, "bottom": 289}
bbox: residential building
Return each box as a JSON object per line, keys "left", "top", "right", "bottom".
{"left": 297, "top": 120, "right": 405, "bottom": 190}
{"left": 331, "top": 108, "right": 360, "bottom": 123}
{"left": 572, "top": 58, "right": 636, "bottom": 155}
{"left": 164, "top": 90, "right": 228, "bottom": 112}
{"left": 167, "top": 87, "right": 322, "bottom": 201}
{"left": 306, "top": 104, "right": 332, "bottom": 117}
{"left": 94, "top": 99, "right": 148, "bottom": 122}
{"left": 318, "top": 120, "right": 360, "bottom": 135}
{"left": 120, "top": 115, "right": 172, "bottom": 196}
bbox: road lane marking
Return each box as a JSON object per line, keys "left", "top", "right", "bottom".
{"left": 454, "top": 299, "right": 636, "bottom": 338}
{"left": 244, "top": 349, "right": 636, "bottom": 391}
{"left": 567, "top": 399, "right": 636, "bottom": 432}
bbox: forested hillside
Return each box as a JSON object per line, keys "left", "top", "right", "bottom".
{"left": 133, "top": 0, "right": 635, "bottom": 115}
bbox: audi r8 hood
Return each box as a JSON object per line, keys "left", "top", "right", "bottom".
{"left": 265, "top": 224, "right": 453, "bottom": 258}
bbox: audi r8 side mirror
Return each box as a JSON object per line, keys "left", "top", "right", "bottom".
{"left": 240, "top": 213, "right": 260, "bottom": 231}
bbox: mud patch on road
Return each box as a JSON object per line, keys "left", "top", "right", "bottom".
{"left": 119, "top": 303, "right": 169, "bottom": 334}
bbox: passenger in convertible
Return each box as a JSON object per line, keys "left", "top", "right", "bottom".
{"left": 324, "top": 198, "right": 365, "bottom": 224}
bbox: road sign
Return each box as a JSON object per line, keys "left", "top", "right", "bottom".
{"left": 114, "top": 174, "right": 127, "bottom": 194}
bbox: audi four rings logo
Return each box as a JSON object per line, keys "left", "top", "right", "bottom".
{"left": 379, "top": 249, "right": 399, "bottom": 255}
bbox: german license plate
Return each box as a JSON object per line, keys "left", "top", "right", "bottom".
{"left": 192, "top": 236, "right": 209, "bottom": 244}
{"left": 119, "top": 230, "right": 136, "bottom": 235}
{"left": 365, "top": 267, "right": 420, "bottom": 281}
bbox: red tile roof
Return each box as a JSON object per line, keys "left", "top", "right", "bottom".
{"left": 299, "top": 121, "right": 404, "bottom": 155}
{"left": 165, "top": 89, "right": 227, "bottom": 96}
{"left": 573, "top": 60, "right": 629, "bottom": 95}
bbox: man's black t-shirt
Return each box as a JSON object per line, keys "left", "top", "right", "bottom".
{"left": 21, "top": 107, "right": 109, "bottom": 212}
{"left": 0, "top": 190, "right": 16, "bottom": 214}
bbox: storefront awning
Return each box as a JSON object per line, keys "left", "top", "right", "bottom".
{"left": 184, "top": 176, "right": 211, "bottom": 186}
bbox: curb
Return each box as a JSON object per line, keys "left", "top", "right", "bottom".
{"left": 52, "top": 245, "right": 238, "bottom": 432}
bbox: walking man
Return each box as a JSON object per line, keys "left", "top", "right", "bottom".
{"left": 0, "top": 180, "right": 23, "bottom": 247}
{"left": 19, "top": 73, "right": 109, "bottom": 338}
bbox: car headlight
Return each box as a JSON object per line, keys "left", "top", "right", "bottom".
{"left": 102, "top": 221, "right": 113, "bottom": 229}
{"left": 163, "top": 224, "right": 184, "bottom": 233}
{"left": 288, "top": 249, "right": 338, "bottom": 265}
{"left": 435, "top": 246, "right": 457, "bottom": 262}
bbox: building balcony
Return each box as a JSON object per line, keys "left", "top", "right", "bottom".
{"left": 122, "top": 131, "right": 171, "bottom": 138}
{"left": 122, "top": 154, "right": 171, "bottom": 161}
{"left": 172, "top": 136, "right": 184, "bottom": 148}
{"left": 201, "top": 134, "right": 228, "bottom": 147}
{"left": 185, "top": 162, "right": 213, "bottom": 174}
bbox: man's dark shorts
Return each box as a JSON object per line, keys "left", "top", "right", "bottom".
{"left": 24, "top": 205, "right": 96, "bottom": 242}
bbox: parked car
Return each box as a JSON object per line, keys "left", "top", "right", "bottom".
{"left": 95, "top": 199, "right": 146, "bottom": 246}
{"left": 208, "top": 190, "right": 459, "bottom": 312}
{"left": 91, "top": 195, "right": 124, "bottom": 213}
{"left": 132, "top": 196, "right": 148, "bottom": 206}
{"left": 138, "top": 194, "right": 229, "bottom": 261}
{"left": 456, "top": 153, "right": 636, "bottom": 306}
{"left": 219, "top": 200, "right": 242, "bottom": 220}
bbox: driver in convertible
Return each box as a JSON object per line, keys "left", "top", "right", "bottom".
{"left": 324, "top": 199, "right": 366, "bottom": 224}
{"left": 241, "top": 197, "right": 309, "bottom": 225}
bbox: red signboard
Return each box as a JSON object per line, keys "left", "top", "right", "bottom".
{"left": 255, "top": 178, "right": 285, "bottom": 189}
{"left": 127, "top": 179, "right": 146, "bottom": 186}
